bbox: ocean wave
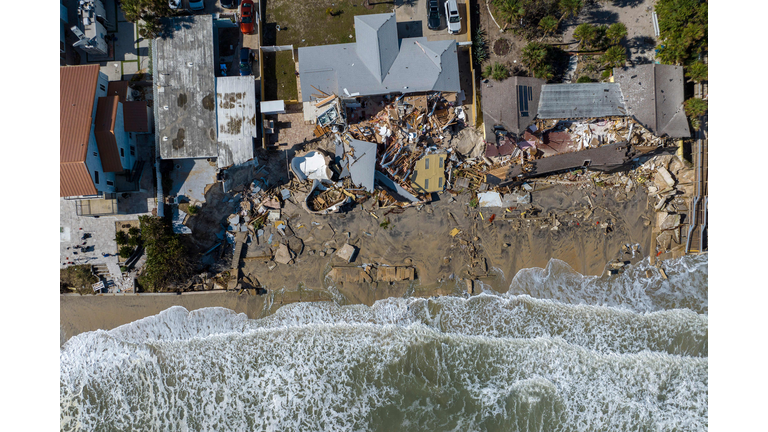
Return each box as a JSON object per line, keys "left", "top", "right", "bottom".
{"left": 507, "top": 254, "right": 708, "bottom": 314}
{"left": 61, "top": 318, "right": 707, "bottom": 432}
{"left": 61, "top": 255, "right": 708, "bottom": 431}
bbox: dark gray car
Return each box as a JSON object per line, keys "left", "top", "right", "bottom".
{"left": 221, "top": 0, "right": 237, "bottom": 8}
{"left": 427, "top": 0, "right": 441, "bottom": 30}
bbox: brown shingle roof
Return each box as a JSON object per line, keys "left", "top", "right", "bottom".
{"left": 94, "top": 96, "right": 124, "bottom": 172}
{"left": 61, "top": 65, "right": 100, "bottom": 197}
{"left": 123, "top": 101, "right": 149, "bottom": 132}
{"left": 106, "top": 81, "right": 129, "bottom": 103}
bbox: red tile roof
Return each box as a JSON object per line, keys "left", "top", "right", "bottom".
{"left": 60, "top": 65, "right": 100, "bottom": 196}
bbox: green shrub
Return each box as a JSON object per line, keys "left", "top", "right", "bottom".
{"left": 119, "top": 246, "right": 134, "bottom": 259}
{"left": 115, "top": 230, "right": 128, "bottom": 246}
{"left": 188, "top": 205, "right": 199, "bottom": 215}
{"left": 469, "top": 197, "right": 479, "bottom": 208}
{"left": 483, "top": 62, "right": 509, "bottom": 81}
{"left": 576, "top": 75, "right": 594, "bottom": 83}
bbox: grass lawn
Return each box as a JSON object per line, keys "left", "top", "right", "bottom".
{"left": 263, "top": 51, "right": 299, "bottom": 101}
{"left": 264, "top": 0, "right": 394, "bottom": 47}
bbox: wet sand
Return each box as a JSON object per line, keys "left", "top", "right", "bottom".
{"left": 61, "top": 182, "right": 652, "bottom": 343}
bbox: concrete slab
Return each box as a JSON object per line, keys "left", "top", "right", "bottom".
{"left": 60, "top": 198, "right": 152, "bottom": 270}
{"left": 122, "top": 61, "right": 139, "bottom": 76}
{"left": 102, "top": 62, "right": 123, "bottom": 81}
{"left": 395, "top": 0, "right": 469, "bottom": 43}
{"left": 168, "top": 158, "right": 218, "bottom": 204}
{"left": 336, "top": 243, "right": 358, "bottom": 263}
{"left": 116, "top": 21, "right": 138, "bottom": 62}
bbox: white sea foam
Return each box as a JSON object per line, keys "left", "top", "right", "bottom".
{"left": 507, "top": 254, "right": 708, "bottom": 314}
{"left": 61, "top": 255, "right": 708, "bottom": 431}
{"left": 61, "top": 316, "right": 707, "bottom": 431}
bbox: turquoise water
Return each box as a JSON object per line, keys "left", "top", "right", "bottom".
{"left": 60, "top": 254, "right": 708, "bottom": 431}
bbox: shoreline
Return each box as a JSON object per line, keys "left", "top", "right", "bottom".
{"left": 62, "top": 181, "right": 662, "bottom": 344}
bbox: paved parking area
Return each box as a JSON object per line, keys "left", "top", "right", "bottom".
{"left": 395, "top": 0, "right": 470, "bottom": 42}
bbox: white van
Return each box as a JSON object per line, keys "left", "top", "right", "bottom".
{"left": 445, "top": 0, "right": 461, "bottom": 34}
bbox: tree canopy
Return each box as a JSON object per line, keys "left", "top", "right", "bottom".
{"left": 685, "top": 61, "right": 707, "bottom": 83}
{"left": 606, "top": 23, "right": 627, "bottom": 45}
{"left": 601, "top": 45, "right": 627, "bottom": 69}
{"left": 655, "top": 0, "right": 708, "bottom": 65}
{"left": 138, "top": 215, "right": 193, "bottom": 292}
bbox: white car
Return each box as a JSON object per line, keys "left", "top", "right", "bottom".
{"left": 189, "top": 0, "right": 205, "bottom": 11}
{"left": 444, "top": 0, "right": 461, "bottom": 34}
{"left": 169, "top": 0, "right": 181, "bottom": 10}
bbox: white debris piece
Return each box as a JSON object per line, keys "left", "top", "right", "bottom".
{"left": 477, "top": 192, "right": 503, "bottom": 207}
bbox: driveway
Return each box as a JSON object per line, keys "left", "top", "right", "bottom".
{"left": 395, "top": 0, "right": 470, "bottom": 43}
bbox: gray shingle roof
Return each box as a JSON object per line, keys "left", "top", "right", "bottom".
{"left": 481, "top": 76, "right": 545, "bottom": 138}
{"left": 298, "top": 13, "right": 461, "bottom": 102}
{"left": 613, "top": 64, "right": 690, "bottom": 138}
{"left": 537, "top": 83, "right": 626, "bottom": 119}
{"left": 355, "top": 14, "right": 399, "bottom": 82}
{"left": 154, "top": 15, "right": 218, "bottom": 159}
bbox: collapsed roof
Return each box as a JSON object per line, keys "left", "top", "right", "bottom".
{"left": 298, "top": 13, "right": 461, "bottom": 102}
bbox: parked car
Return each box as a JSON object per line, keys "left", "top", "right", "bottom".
{"left": 445, "top": 0, "right": 461, "bottom": 34}
{"left": 239, "top": 48, "right": 252, "bottom": 76}
{"left": 189, "top": 0, "right": 205, "bottom": 11}
{"left": 221, "top": 0, "right": 237, "bottom": 8}
{"left": 240, "top": 0, "right": 255, "bottom": 34}
{"left": 168, "top": 0, "right": 181, "bottom": 10}
{"left": 427, "top": 0, "right": 441, "bottom": 31}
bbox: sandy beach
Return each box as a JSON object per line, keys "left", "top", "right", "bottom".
{"left": 61, "top": 181, "right": 652, "bottom": 344}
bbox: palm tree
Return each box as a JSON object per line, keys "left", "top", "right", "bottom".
{"left": 606, "top": 23, "right": 628, "bottom": 45}
{"left": 535, "top": 64, "right": 554, "bottom": 81}
{"left": 573, "top": 23, "right": 596, "bottom": 50}
{"left": 557, "top": 0, "right": 582, "bottom": 27}
{"left": 685, "top": 61, "right": 708, "bottom": 83}
{"left": 494, "top": 0, "right": 525, "bottom": 31}
{"left": 522, "top": 42, "right": 548, "bottom": 72}
{"left": 484, "top": 62, "right": 510, "bottom": 81}
{"left": 601, "top": 45, "right": 627, "bottom": 69}
{"left": 684, "top": 97, "right": 708, "bottom": 118}
{"left": 538, "top": 15, "right": 559, "bottom": 40}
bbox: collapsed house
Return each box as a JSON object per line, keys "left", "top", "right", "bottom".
{"left": 286, "top": 13, "right": 468, "bottom": 205}
{"left": 478, "top": 64, "right": 691, "bottom": 185}
{"left": 482, "top": 64, "right": 689, "bottom": 144}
